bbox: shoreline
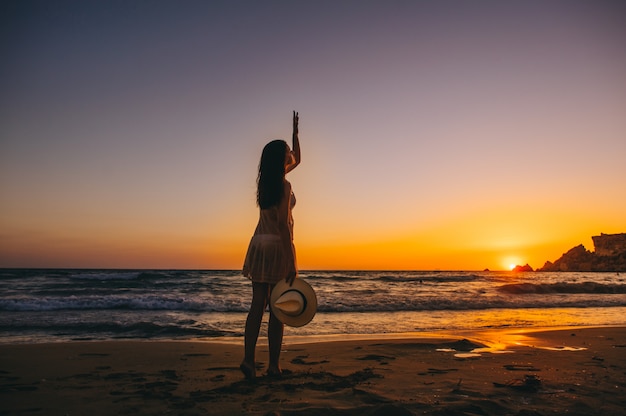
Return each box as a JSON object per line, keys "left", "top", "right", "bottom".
{"left": 2, "top": 326, "right": 625, "bottom": 415}
{"left": 2, "top": 323, "right": 621, "bottom": 346}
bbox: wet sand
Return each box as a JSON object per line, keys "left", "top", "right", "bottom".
{"left": 1, "top": 327, "right": 625, "bottom": 415}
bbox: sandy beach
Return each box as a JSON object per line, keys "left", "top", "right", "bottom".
{"left": 1, "top": 327, "right": 625, "bottom": 415}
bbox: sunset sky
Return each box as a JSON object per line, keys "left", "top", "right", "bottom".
{"left": 2, "top": 0, "right": 625, "bottom": 270}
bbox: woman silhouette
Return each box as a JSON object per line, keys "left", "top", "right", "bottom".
{"left": 241, "top": 111, "right": 300, "bottom": 379}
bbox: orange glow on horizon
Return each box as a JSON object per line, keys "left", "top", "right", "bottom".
{"left": 290, "top": 201, "right": 612, "bottom": 271}
{"left": 0, "top": 231, "right": 614, "bottom": 271}
{"left": 0, "top": 189, "right": 622, "bottom": 270}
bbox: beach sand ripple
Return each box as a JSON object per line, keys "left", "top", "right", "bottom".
{"left": 1, "top": 327, "right": 625, "bottom": 415}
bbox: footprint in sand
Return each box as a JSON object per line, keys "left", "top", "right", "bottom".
{"left": 494, "top": 374, "right": 542, "bottom": 392}
{"left": 419, "top": 368, "right": 459, "bottom": 375}
{"left": 504, "top": 364, "right": 541, "bottom": 371}
{"left": 291, "top": 355, "right": 330, "bottom": 365}
{"left": 356, "top": 354, "right": 396, "bottom": 363}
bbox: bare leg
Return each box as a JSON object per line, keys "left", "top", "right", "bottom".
{"left": 241, "top": 282, "right": 270, "bottom": 379}
{"left": 267, "top": 305, "right": 284, "bottom": 376}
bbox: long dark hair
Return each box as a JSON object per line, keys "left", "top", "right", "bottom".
{"left": 257, "top": 140, "right": 287, "bottom": 209}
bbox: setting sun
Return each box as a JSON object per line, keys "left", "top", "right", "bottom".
{"left": 502, "top": 256, "right": 523, "bottom": 271}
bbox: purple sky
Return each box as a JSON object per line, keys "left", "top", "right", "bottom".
{"left": 2, "top": 1, "right": 625, "bottom": 269}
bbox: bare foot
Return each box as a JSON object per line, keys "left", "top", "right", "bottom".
{"left": 239, "top": 361, "right": 256, "bottom": 380}
{"left": 266, "top": 365, "right": 282, "bottom": 377}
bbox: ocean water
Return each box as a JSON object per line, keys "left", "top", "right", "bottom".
{"left": 1, "top": 269, "right": 626, "bottom": 344}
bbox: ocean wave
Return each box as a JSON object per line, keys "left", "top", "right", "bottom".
{"left": 378, "top": 274, "right": 480, "bottom": 283}
{"left": 316, "top": 298, "right": 626, "bottom": 312}
{"left": 4, "top": 290, "right": 626, "bottom": 313}
{"left": 4, "top": 271, "right": 626, "bottom": 315}
{"left": 498, "top": 282, "right": 626, "bottom": 295}
{"left": 0, "top": 321, "right": 234, "bottom": 339}
{"left": 68, "top": 270, "right": 203, "bottom": 281}
{"left": 301, "top": 272, "right": 481, "bottom": 283}
{"left": 301, "top": 273, "right": 362, "bottom": 281}
{"left": 0, "top": 295, "right": 244, "bottom": 312}
{"left": 71, "top": 271, "right": 143, "bottom": 281}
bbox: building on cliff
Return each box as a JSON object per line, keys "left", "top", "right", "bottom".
{"left": 592, "top": 233, "right": 626, "bottom": 257}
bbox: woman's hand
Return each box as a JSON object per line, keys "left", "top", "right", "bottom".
{"left": 286, "top": 111, "right": 299, "bottom": 286}
{"left": 286, "top": 111, "right": 301, "bottom": 173}
{"left": 292, "top": 111, "right": 299, "bottom": 136}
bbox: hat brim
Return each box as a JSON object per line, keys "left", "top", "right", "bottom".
{"left": 270, "top": 279, "right": 317, "bottom": 327}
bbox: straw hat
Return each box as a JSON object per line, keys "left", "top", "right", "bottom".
{"left": 270, "top": 279, "right": 317, "bottom": 327}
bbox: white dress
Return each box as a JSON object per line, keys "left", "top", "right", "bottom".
{"left": 243, "top": 188, "right": 296, "bottom": 284}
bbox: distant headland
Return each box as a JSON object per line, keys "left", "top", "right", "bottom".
{"left": 537, "top": 233, "right": 626, "bottom": 272}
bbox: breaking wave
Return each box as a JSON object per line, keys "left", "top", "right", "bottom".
{"left": 498, "top": 282, "right": 626, "bottom": 295}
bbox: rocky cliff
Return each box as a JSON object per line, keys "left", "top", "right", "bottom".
{"left": 512, "top": 264, "right": 534, "bottom": 272}
{"left": 539, "top": 233, "right": 626, "bottom": 272}
{"left": 592, "top": 233, "right": 626, "bottom": 257}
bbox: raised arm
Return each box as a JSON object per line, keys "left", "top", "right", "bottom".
{"left": 285, "top": 111, "right": 300, "bottom": 174}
